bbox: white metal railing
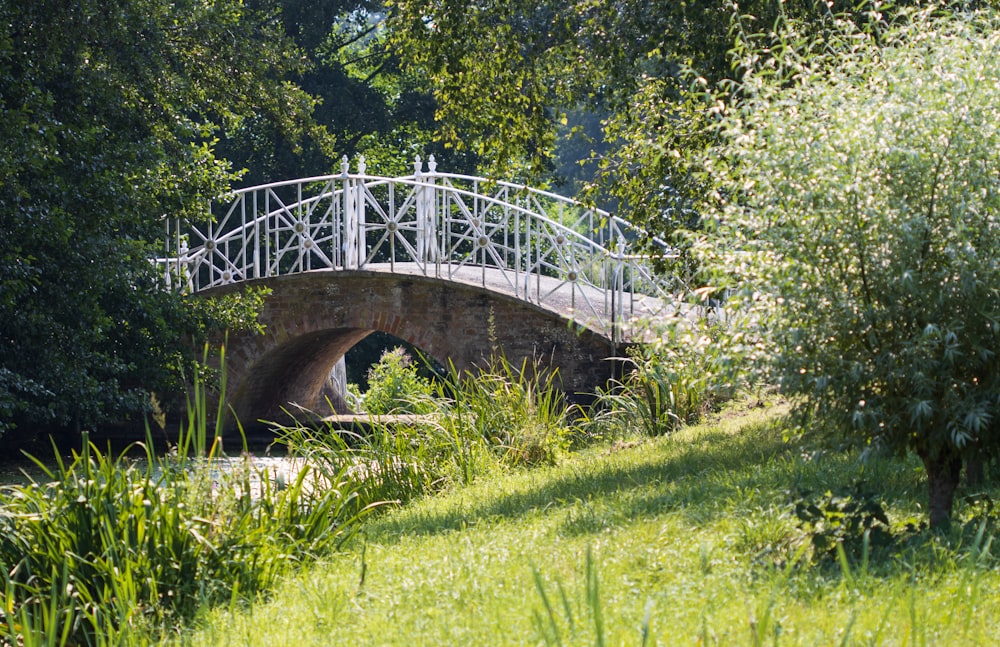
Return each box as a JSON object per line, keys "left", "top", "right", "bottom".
{"left": 160, "top": 156, "right": 685, "bottom": 343}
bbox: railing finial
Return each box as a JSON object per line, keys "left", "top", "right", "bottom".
{"left": 427, "top": 154, "right": 437, "bottom": 174}
{"left": 413, "top": 155, "right": 423, "bottom": 177}
{"left": 357, "top": 155, "right": 367, "bottom": 175}
{"left": 340, "top": 155, "right": 350, "bottom": 177}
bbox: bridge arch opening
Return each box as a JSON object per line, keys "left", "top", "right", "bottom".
{"left": 230, "top": 327, "right": 367, "bottom": 427}
{"left": 345, "top": 330, "right": 443, "bottom": 392}
{"left": 229, "top": 325, "right": 447, "bottom": 430}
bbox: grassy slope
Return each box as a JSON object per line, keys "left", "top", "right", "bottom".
{"left": 188, "top": 404, "right": 1000, "bottom": 645}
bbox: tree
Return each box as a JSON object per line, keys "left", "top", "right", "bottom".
{"left": 0, "top": 0, "right": 313, "bottom": 438}
{"left": 384, "top": 0, "right": 871, "bottom": 239}
{"left": 693, "top": 6, "right": 1000, "bottom": 529}
{"left": 217, "top": 0, "right": 479, "bottom": 185}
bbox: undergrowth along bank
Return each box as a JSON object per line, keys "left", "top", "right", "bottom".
{"left": 276, "top": 350, "right": 580, "bottom": 512}
{"left": 0, "top": 368, "right": 379, "bottom": 646}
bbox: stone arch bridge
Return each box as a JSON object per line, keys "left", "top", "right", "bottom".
{"left": 161, "top": 156, "right": 686, "bottom": 428}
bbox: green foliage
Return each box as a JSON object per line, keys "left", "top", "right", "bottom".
{"left": 360, "top": 347, "right": 436, "bottom": 415}
{"left": 345, "top": 331, "right": 429, "bottom": 390}
{"left": 387, "top": 0, "right": 565, "bottom": 178}
{"left": 590, "top": 318, "right": 736, "bottom": 438}
{"left": 0, "top": 370, "right": 52, "bottom": 438}
{"left": 0, "top": 0, "right": 309, "bottom": 437}
{"left": 385, "top": 0, "right": 892, "bottom": 241}
{"left": 433, "top": 353, "right": 571, "bottom": 470}
{"left": 221, "top": 1, "right": 475, "bottom": 185}
{"left": 693, "top": 5, "right": 1000, "bottom": 526}
{"left": 791, "top": 485, "right": 897, "bottom": 565}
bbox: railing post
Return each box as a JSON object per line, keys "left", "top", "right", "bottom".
{"left": 612, "top": 239, "right": 627, "bottom": 344}
{"left": 413, "top": 155, "right": 423, "bottom": 270}
{"left": 342, "top": 155, "right": 360, "bottom": 269}
{"left": 178, "top": 237, "right": 192, "bottom": 293}
{"left": 249, "top": 193, "right": 261, "bottom": 280}
{"left": 416, "top": 155, "right": 439, "bottom": 266}
{"left": 356, "top": 155, "right": 367, "bottom": 267}
{"left": 163, "top": 218, "right": 174, "bottom": 288}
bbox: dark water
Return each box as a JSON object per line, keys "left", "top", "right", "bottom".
{"left": 0, "top": 458, "right": 48, "bottom": 486}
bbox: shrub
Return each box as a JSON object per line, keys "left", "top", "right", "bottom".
{"left": 695, "top": 6, "right": 1000, "bottom": 528}
{"left": 590, "top": 317, "right": 736, "bottom": 438}
{"left": 361, "top": 347, "right": 436, "bottom": 415}
{"left": 277, "top": 421, "right": 446, "bottom": 515}
{"left": 791, "top": 485, "right": 895, "bottom": 565}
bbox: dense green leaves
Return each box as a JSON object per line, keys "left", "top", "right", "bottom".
{"left": 694, "top": 6, "right": 1000, "bottom": 526}
{"left": 0, "top": 0, "right": 491, "bottom": 440}
{"left": 218, "top": 0, "right": 470, "bottom": 184}
{"left": 0, "top": 0, "right": 312, "bottom": 436}
{"left": 385, "top": 0, "right": 850, "bottom": 223}
{"left": 360, "top": 347, "right": 436, "bottom": 415}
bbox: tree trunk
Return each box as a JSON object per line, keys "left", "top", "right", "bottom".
{"left": 965, "top": 456, "right": 984, "bottom": 489}
{"left": 918, "top": 448, "right": 963, "bottom": 531}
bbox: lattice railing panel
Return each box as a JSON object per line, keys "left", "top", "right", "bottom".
{"left": 160, "top": 156, "right": 682, "bottom": 342}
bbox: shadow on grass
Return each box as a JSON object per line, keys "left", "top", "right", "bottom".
{"left": 365, "top": 409, "right": 930, "bottom": 546}
{"left": 316, "top": 406, "right": 1000, "bottom": 598}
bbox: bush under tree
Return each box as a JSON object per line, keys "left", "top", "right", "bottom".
{"left": 361, "top": 347, "right": 436, "bottom": 415}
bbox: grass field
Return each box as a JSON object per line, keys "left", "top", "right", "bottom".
{"left": 186, "top": 402, "right": 1000, "bottom": 645}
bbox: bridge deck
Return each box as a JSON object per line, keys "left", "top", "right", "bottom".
{"left": 310, "top": 261, "right": 677, "bottom": 341}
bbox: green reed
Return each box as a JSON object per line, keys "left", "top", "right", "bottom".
{"left": 0, "top": 370, "right": 373, "bottom": 645}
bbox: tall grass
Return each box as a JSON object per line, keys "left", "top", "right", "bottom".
{"left": 275, "top": 351, "right": 575, "bottom": 517}
{"left": 0, "top": 367, "right": 375, "bottom": 646}
{"left": 433, "top": 353, "right": 571, "bottom": 470}
{"left": 531, "top": 547, "right": 612, "bottom": 647}
{"left": 590, "top": 319, "right": 737, "bottom": 439}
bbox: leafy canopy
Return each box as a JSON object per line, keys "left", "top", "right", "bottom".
{"left": 385, "top": 0, "right": 876, "bottom": 236}
{"left": 219, "top": 0, "right": 478, "bottom": 184}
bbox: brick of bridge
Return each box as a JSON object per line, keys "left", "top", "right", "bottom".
{"left": 203, "top": 271, "right": 622, "bottom": 431}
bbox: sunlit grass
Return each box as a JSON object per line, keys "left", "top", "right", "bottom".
{"left": 188, "top": 403, "right": 1000, "bottom": 645}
